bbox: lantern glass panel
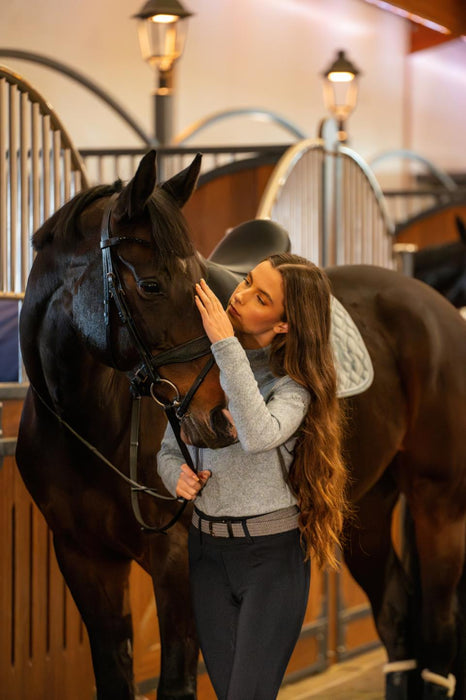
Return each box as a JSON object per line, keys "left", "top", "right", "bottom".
{"left": 323, "top": 79, "right": 358, "bottom": 121}
{"left": 138, "top": 17, "right": 187, "bottom": 71}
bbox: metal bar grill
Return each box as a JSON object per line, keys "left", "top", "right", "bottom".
{"left": 258, "top": 139, "right": 395, "bottom": 269}
{"left": 0, "top": 66, "right": 89, "bottom": 300}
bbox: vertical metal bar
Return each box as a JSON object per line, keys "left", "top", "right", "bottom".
{"left": 0, "top": 78, "right": 8, "bottom": 291}
{"left": 314, "top": 149, "right": 321, "bottom": 264}
{"left": 320, "top": 146, "right": 332, "bottom": 267}
{"left": 63, "top": 149, "right": 71, "bottom": 203}
{"left": 31, "top": 101, "right": 41, "bottom": 234}
{"left": 333, "top": 149, "right": 343, "bottom": 267}
{"left": 348, "top": 159, "right": 355, "bottom": 263}
{"left": 42, "top": 115, "right": 51, "bottom": 223}
{"left": 73, "top": 169, "right": 82, "bottom": 196}
{"left": 98, "top": 156, "right": 104, "bottom": 185}
{"left": 9, "top": 83, "right": 18, "bottom": 292}
{"left": 53, "top": 129, "right": 61, "bottom": 211}
{"left": 341, "top": 157, "right": 349, "bottom": 264}
{"left": 20, "top": 91, "right": 30, "bottom": 291}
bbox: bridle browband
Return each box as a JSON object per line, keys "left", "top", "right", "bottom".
{"left": 97, "top": 193, "right": 215, "bottom": 532}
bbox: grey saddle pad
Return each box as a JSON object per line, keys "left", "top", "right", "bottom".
{"left": 331, "top": 296, "right": 373, "bottom": 398}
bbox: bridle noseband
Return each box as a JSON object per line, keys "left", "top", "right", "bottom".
{"left": 99, "top": 193, "right": 215, "bottom": 532}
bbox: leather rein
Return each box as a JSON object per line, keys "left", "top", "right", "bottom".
{"left": 36, "top": 194, "right": 215, "bottom": 535}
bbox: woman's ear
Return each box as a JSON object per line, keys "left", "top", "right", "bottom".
{"left": 274, "top": 321, "right": 289, "bottom": 334}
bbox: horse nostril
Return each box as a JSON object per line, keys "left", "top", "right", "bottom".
{"left": 210, "top": 406, "right": 237, "bottom": 441}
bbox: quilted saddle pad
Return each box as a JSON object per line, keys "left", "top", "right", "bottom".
{"left": 331, "top": 296, "right": 374, "bottom": 398}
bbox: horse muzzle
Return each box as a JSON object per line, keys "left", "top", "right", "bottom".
{"left": 180, "top": 405, "right": 237, "bottom": 449}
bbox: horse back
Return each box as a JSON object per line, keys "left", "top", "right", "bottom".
{"left": 327, "top": 265, "right": 466, "bottom": 505}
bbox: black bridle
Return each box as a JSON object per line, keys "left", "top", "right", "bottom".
{"left": 99, "top": 193, "right": 215, "bottom": 532}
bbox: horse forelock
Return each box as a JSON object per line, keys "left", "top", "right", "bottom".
{"left": 146, "top": 187, "right": 195, "bottom": 267}
{"left": 32, "top": 182, "right": 123, "bottom": 251}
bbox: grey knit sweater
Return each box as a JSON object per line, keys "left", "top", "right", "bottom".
{"left": 156, "top": 336, "right": 310, "bottom": 517}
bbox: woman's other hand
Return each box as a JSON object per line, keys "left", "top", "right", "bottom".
{"left": 195, "top": 278, "right": 234, "bottom": 344}
{"left": 175, "top": 463, "right": 212, "bottom": 500}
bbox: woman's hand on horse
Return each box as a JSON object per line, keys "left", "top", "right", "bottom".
{"left": 175, "top": 463, "right": 211, "bottom": 500}
{"left": 195, "top": 279, "right": 234, "bottom": 344}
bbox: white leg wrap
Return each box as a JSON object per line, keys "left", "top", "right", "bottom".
{"left": 383, "top": 659, "right": 418, "bottom": 674}
{"left": 421, "top": 669, "right": 456, "bottom": 698}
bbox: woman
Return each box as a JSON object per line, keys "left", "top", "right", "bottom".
{"left": 157, "top": 252, "right": 349, "bottom": 700}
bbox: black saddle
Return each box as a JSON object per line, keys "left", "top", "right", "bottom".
{"left": 204, "top": 219, "right": 291, "bottom": 306}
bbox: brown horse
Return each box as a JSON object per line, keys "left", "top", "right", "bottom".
{"left": 15, "top": 150, "right": 234, "bottom": 700}
{"left": 324, "top": 265, "right": 466, "bottom": 700}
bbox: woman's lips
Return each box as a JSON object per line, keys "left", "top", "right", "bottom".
{"left": 228, "top": 304, "right": 239, "bottom": 318}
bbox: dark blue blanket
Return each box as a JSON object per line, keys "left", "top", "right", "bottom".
{"left": 0, "top": 301, "right": 19, "bottom": 382}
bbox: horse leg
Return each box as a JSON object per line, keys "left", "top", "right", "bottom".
{"left": 53, "top": 534, "right": 136, "bottom": 700}
{"left": 344, "top": 472, "right": 420, "bottom": 700}
{"left": 410, "top": 502, "right": 465, "bottom": 700}
{"left": 149, "top": 530, "right": 199, "bottom": 700}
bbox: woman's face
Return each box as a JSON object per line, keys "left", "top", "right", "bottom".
{"left": 226, "top": 260, "right": 288, "bottom": 348}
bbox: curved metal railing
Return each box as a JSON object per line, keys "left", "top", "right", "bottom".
{"left": 257, "top": 138, "right": 325, "bottom": 264}
{"left": 257, "top": 138, "right": 395, "bottom": 268}
{"left": 369, "top": 148, "right": 458, "bottom": 192}
{"left": 369, "top": 148, "right": 462, "bottom": 224}
{"left": 0, "top": 48, "right": 153, "bottom": 146}
{"left": 0, "top": 65, "right": 89, "bottom": 298}
{"left": 174, "top": 107, "right": 306, "bottom": 145}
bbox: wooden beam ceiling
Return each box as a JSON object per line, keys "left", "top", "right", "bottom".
{"left": 386, "top": 0, "right": 466, "bottom": 35}
{"left": 362, "top": 0, "right": 466, "bottom": 50}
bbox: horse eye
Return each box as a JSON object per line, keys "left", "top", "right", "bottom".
{"left": 138, "top": 279, "right": 161, "bottom": 294}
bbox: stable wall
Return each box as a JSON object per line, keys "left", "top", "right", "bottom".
{"left": 0, "top": 0, "right": 464, "bottom": 171}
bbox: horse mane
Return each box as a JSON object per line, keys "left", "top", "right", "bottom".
{"left": 32, "top": 181, "right": 196, "bottom": 264}
{"left": 32, "top": 182, "right": 123, "bottom": 251}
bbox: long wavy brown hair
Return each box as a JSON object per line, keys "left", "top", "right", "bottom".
{"left": 268, "top": 253, "right": 350, "bottom": 569}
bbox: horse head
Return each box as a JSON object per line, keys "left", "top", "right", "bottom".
{"left": 413, "top": 215, "right": 466, "bottom": 309}
{"left": 25, "top": 150, "right": 236, "bottom": 449}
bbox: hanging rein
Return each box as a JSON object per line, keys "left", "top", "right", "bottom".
{"left": 34, "top": 194, "right": 216, "bottom": 534}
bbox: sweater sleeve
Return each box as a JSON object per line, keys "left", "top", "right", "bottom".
{"left": 156, "top": 422, "right": 185, "bottom": 498}
{"left": 212, "top": 336, "right": 310, "bottom": 453}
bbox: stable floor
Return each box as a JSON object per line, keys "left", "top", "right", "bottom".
{"left": 143, "top": 647, "right": 386, "bottom": 699}
{"left": 278, "top": 647, "right": 385, "bottom": 699}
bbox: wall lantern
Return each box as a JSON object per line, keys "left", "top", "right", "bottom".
{"left": 133, "top": 0, "right": 193, "bottom": 145}
{"left": 322, "top": 50, "right": 361, "bottom": 143}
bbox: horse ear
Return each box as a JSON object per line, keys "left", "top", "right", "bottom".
{"left": 456, "top": 216, "right": 466, "bottom": 246}
{"left": 113, "top": 150, "right": 157, "bottom": 220}
{"left": 161, "top": 153, "right": 202, "bottom": 208}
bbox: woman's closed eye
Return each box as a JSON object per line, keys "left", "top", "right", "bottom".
{"left": 242, "top": 276, "right": 265, "bottom": 305}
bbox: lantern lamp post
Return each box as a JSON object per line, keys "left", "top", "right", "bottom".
{"left": 321, "top": 50, "right": 361, "bottom": 143}
{"left": 133, "top": 0, "right": 192, "bottom": 145}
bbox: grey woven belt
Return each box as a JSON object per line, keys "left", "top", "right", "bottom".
{"left": 192, "top": 505, "right": 299, "bottom": 538}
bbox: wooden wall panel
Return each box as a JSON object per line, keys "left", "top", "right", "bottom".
{"left": 0, "top": 398, "right": 95, "bottom": 700}
{"left": 396, "top": 203, "right": 466, "bottom": 248}
{"left": 183, "top": 162, "right": 277, "bottom": 257}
